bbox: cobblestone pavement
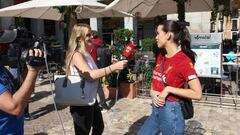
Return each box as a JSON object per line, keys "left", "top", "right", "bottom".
{"left": 24, "top": 80, "right": 240, "bottom": 135}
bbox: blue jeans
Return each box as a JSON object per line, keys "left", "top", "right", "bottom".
{"left": 138, "top": 101, "right": 185, "bottom": 135}
{"left": 97, "top": 82, "right": 106, "bottom": 106}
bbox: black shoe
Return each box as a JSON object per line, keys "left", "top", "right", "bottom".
{"left": 99, "top": 106, "right": 108, "bottom": 113}
{"left": 24, "top": 115, "right": 34, "bottom": 121}
{"left": 101, "top": 103, "right": 110, "bottom": 109}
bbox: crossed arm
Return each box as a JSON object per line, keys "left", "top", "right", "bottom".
{"left": 152, "top": 78, "right": 202, "bottom": 107}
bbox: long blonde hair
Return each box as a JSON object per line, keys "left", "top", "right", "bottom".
{"left": 66, "top": 23, "right": 91, "bottom": 71}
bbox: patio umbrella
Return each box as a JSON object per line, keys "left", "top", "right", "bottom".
{"left": 75, "top": 4, "right": 133, "bottom": 19}
{"left": 0, "top": 0, "right": 107, "bottom": 21}
{"left": 108, "top": 0, "right": 213, "bottom": 18}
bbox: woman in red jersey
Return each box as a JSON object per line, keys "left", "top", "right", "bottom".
{"left": 138, "top": 20, "right": 202, "bottom": 135}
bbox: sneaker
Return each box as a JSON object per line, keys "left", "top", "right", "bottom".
{"left": 100, "top": 103, "right": 109, "bottom": 109}
{"left": 38, "top": 77, "right": 43, "bottom": 81}
{"left": 101, "top": 108, "right": 108, "bottom": 113}
{"left": 24, "top": 115, "right": 34, "bottom": 121}
{"left": 99, "top": 105, "right": 108, "bottom": 113}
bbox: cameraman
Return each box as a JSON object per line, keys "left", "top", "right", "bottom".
{"left": 0, "top": 29, "right": 44, "bottom": 134}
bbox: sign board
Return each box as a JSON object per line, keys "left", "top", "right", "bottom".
{"left": 191, "top": 33, "right": 222, "bottom": 78}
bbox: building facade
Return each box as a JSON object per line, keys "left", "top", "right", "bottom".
{"left": 0, "top": 0, "right": 239, "bottom": 45}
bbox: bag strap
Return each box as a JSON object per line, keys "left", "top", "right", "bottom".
{"left": 161, "top": 56, "right": 168, "bottom": 87}
{"left": 66, "top": 51, "right": 76, "bottom": 77}
{"left": 63, "top": 51, "right": 75, "bottom": 88}
{"left": 63, "top": 51, "right": 86, "bottom": 98}
{"left": 161, "top": 56, "right": 189, "bottom": 101}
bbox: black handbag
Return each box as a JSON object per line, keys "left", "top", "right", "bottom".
{"left": 161, "top": 56, "right": 194, "bottom": 120}
{"left": 179, "top": 98, "right": 194, "bottom": 119}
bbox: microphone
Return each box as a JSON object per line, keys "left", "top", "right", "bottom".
{"left": 121, "top": 43, "right": 136, "bottom": 60}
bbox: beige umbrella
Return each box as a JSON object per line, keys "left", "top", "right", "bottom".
{"left": 108, "top": 0, "right": 213, "bottom": 18}
{"left": 75, "top": 4, "right": 133, "bottom": 18}
{"left": 0, "top": 0, "right": 106, "bottom": 20}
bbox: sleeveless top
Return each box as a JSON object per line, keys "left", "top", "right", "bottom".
{"left": 69, "top": 52, "right": 99, "bottom": 106}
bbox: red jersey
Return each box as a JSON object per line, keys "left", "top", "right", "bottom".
{"left": 152, "top": 51, "right": 197, "bottom": 102}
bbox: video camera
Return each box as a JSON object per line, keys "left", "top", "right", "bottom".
{"left": 0, "top": 27, "right": 44, "bottom": 67}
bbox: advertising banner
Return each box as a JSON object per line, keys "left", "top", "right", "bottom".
{"left": 191, "top": 33, "right": 222, "bottom": 78}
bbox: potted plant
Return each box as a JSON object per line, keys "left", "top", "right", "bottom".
{"left": 102, "top": 28, "right": 137, "bottom": 99}
{"left": 102, "top": 73, "right": 118, "bottom": 100}
{"left": 140, "top": 64, "right": 154, "bottom": 89}
{"left": 117, "top": 68, "right": 137, "bottom": 99}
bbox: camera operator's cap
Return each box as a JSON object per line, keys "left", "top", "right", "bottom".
{"left": 0, "top": 28, "right": 17, "bottom": 43}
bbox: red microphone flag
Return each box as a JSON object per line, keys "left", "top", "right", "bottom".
{"left": 123, "top": 43, "right": 136, "bottom": 58}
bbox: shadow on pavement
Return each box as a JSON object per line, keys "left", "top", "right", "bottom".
{"left": 31, "top": 104, "right": 67, "bottom": 119}
{"left": 107, "top": 97, "right": 124, "bottom": 109}
{"left": 124, "top": 116, "right": 148, "bottom": 135}
{"left": 124, "top": 118, "right": 205, "bottom": 135}
{"left": 108, "top": 98, "right": 117, "bottom": 108}
{"left": 36, "top": 79, "right": 52, "bottom": 87}
{"left": 185, "top": 120, "right": 206, "bottom": 135}
{"left": 29, "top": 91, "right": 53, "bottom": 103}
{"left": 34, "top": 132, "right": 48, "bottom": 135}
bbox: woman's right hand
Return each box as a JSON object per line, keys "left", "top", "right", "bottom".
{"left": 111, "top": 60, "right": 128, "bottom": 71}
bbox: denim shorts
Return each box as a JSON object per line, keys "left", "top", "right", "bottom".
{"left": 138, "top": 101, "right": 185, "bottom": 135}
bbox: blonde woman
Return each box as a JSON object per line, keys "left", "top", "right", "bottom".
{"left": 66, "top": 23, "right": 128, "bottom": 135}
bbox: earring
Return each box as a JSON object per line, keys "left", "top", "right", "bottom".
{"left": 178, "top": 40, "right": 182, "bottom": 45}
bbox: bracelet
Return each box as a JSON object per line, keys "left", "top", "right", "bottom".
{"left": 108, "top": 66, "right": 112, "bottom": 73}
{"left": 104, "top": 67, "right": 107, "bottom": 76}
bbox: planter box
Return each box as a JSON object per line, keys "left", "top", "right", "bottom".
{"left": 119, "top": 82, "right": 137, "bottom": 99}
{"left": 102, "top": 85, "right": 117, "bottom": 100}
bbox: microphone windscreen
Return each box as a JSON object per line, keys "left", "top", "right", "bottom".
{"left": 123, "top": 43, "right": 135, "bottom": 58}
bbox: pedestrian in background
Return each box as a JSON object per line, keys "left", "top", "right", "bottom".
{"left": 88, "top": 31, "right": 109, "bottom": 112}
{"left": 138, "top": 20, "right": 202, "bottom": 135}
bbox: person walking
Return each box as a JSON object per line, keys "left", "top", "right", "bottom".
{"left": 88, "top": 31, "right": 109, "bottom": 112}
{"left": 66, "top": 23, "right": 128, "bottom": 135}
{"left": 138, "top": 20, "right": 202, "bottom": 135}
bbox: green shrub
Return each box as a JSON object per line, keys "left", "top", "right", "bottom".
{"left": 114, "top": 28, "right": 135, "bottom": 46}
{"left": 142, "top": 37, "right": 155, "bottom": 51}
{"left": 140, "top": 65, "right": 154, "bottom": 88}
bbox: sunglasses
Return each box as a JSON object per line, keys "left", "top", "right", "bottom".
{"left": 86, "top": 32, "right": 93, "bottom": 37}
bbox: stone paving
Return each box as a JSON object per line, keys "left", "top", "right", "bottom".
{"left": 24, "top": 79, "right": 240, "bottom": 135}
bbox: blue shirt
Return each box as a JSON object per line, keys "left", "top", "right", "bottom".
{"left": 226, "top": 51, "right": 237, "bottom": 63}
{"left": 0, "top": 66, "right": 24, "bottom": 135}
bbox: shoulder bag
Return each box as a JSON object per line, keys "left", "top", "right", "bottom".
{"left": 54, "top": 52, "right": 98, "bottom": 106}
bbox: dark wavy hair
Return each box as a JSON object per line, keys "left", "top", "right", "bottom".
{"left": 161, "top": 20, "right": 196, "bottom": 64}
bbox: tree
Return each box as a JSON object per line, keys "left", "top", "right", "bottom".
{"left": 54, "top": 6, "right": 77, "bottom": 49}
